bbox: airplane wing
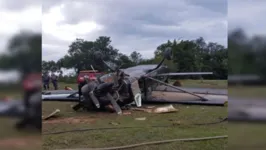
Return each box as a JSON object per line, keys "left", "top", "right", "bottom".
{"left": 156, "top": 72, "right": 213, "bottom": 76}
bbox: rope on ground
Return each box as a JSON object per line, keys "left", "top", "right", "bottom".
{"left": 56, "top": 135, "right": 228, "bottom": 150}
{"left": 43, "top": 117, "right": 227, "bottom": 135}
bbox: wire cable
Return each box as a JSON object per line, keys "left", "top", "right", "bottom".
{"left": 43, "top": 117, "right": 227, "bottom": 135}
{"left": 56, "top": 135, "right": 228, "bottom": 150}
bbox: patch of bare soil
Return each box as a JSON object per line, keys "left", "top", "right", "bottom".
{"left": 43, "top": 116, "right": 96, "bottom": 124}
{"left": 0, "top": 136, "right": 41, "bottom": 149}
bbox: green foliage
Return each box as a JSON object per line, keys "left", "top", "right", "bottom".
{"left": 59, "top": 76, "right": 77, "bottom": 84}
{"left": 153, "top": 37, "right": 227, "bottom": 79}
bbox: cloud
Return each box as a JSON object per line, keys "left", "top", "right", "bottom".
{"left": 228, "top": 0, "right": 266, "bottom": 35}
{"left": 42, "top": 0, "right": 227, "bottom": 61}
{"left": 0, "top": 0, "right": 41, "bottom": 53}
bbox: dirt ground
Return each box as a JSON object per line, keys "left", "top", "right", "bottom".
{"left": 43, "top": 116, "right": 97, "bottom": 124}
{"left": 0, "top": 136, "right": 41, "bottom": 150}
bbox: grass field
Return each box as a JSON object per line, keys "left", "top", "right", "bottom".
{"left": 2, "top": 80, "right": 266, "bottom": 150}
{"left": 42, "top": 80, "right": 228, "bottom": 150}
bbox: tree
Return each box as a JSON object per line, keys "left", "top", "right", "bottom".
{"left": 59, "top": 36, "right": 119, "bottom": 73}
{"left": 52, "top": 35, "right": 228, "bottom": 80}
{"left": 130, "top": 51, "right": 142, "bottom": 65}
{"left": 42, "top": 60, "right": 62, "bottom": 76}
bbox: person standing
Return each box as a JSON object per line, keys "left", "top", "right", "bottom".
{"left": 51, "top": 73, "right": 58, "bottom": 90}
{"left": 43, "top": 73, "right": 50, "bottom": 90}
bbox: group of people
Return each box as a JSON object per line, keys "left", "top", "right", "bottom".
{"left": 42, "top": 73, "right": 58, "bottom": 90}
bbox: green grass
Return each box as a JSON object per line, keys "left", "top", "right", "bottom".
{"left": 42, "top": 80, "right": 228, "bottom": 150}
{"left": 170, "top": 79, "right": 227, "bottom": 89}
{"left": 2, "top": 80, "right": 266, "bottom": 150}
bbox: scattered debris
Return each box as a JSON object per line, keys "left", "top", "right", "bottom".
{"left": 64, "top": 86, "right": 73, "bottom": 90}
{"left": 172, "top": 121, "right": 181, "bottom": 126}
{"left": 42, "top": 109, "right": 60, "bottom": 120}
{"left": 109, "top": 122, "right": 120, "bottom": 126}
{"left": 135, "top": 117, "right": 146, "bottom": 121}
{"left": 131, "top": 105, "right": 178, "bottom": 114}
{"left": 153, "top": 105, "right": 178, "bottom": 113}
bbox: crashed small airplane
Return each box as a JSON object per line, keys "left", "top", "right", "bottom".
{"left": 0, "top": 73, "right": 41, "bottom": 130}
{"left": 42, "top": 48, "right": 227, "bottom": 114}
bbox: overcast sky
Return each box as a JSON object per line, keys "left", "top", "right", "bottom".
{"left": 1, "top": 0, "right": 264, "bottom": 63}
{"left": 42, "top": 0, "right": 228, "bottom": 61}
{"left": 0, "top": 0, "right": 41, "bottom": 53}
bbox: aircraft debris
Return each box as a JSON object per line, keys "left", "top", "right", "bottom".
{"left": 42, "top": 109, "right": 60, "bottom": 120}
{"left": 131, "top": 105, "right": 178, "bottom": 114}
{"left": 42, "top": 47, "right": 227, "bottom": 116}
{"left": 109, "top": 122, "right": 120, "bottom": 126}
{"left": 135, "top": 117, "right": 146, "bottom": 121}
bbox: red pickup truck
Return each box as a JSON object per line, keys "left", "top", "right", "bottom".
{"left": 77, "top": 70, "right": 103, "bottom": 84}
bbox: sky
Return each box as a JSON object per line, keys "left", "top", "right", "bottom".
{"left": 42, "top": 0, "right": 228, "bottom": 61}
{"left": 0, "top": 0, "right": 264, "bottom": 77}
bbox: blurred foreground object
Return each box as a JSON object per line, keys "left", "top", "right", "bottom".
{"left": 0, "top": 31, "right": 41, "bottom": 130}
{"left": 0, "top": 31, "right": 41, "bottom": 76}
{"left": 228, "top": 98, "right": 266, "bottom": 122}
{"left": 0, "top": 73, "right": 41, "bottom": 130}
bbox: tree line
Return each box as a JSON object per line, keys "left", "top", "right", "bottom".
{"left": 3, "top": 28, "right": 265, "bottom": 83}
{"left": 42, "top": 36, "right": 228, "bottom": 80}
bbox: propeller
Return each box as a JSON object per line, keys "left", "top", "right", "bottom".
{"left": 145, "top": 47, "right": 173, "bottom": 76}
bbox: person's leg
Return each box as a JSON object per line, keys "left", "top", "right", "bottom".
{"left": 55, "top": 81, "right": 58, "bottom": 90}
